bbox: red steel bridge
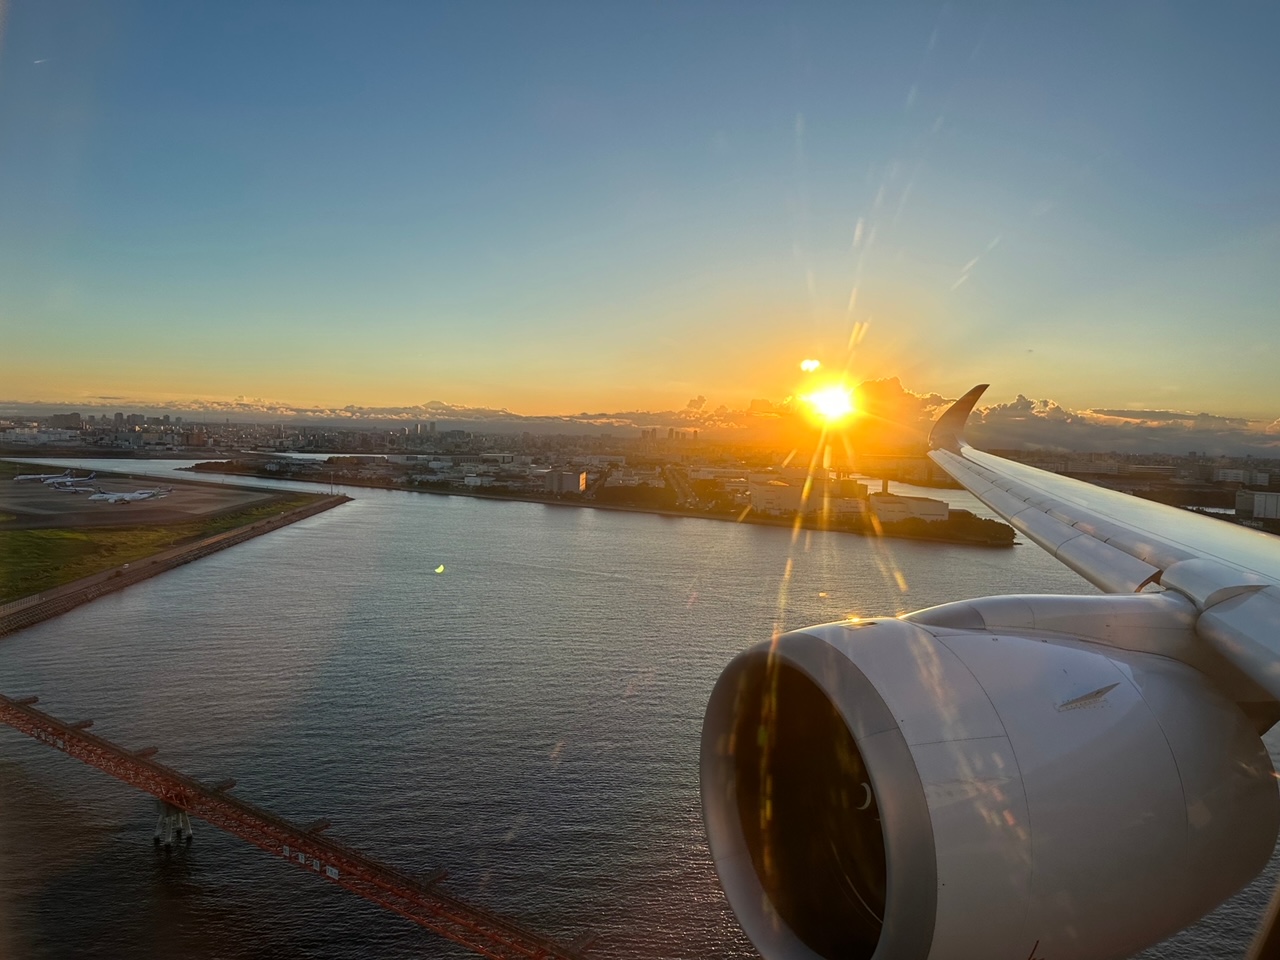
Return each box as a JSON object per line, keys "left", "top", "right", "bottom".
{"left": 0, "top": 692, "right": 593, "bottom": 960}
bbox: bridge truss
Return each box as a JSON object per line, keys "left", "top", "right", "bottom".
{"left": 0, "top": 692, "right": 593, "bottom": 960}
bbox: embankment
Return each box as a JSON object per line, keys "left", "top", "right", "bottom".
{"left": 0, "top": 495, "right": 350, "bottom": 638}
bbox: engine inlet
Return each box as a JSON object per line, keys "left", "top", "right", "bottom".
{"left": 732, "top": 659, "right": 887, "bottom": 960}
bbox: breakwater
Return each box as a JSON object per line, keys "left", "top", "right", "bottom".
{"left": 0, "top": 494, "right": 349, "bottom": 638}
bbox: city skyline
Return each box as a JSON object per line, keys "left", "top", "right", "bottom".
{"left": 3, "top": 4, "right": 1278, "bottom": 419}
{"left": 5, "top": 374, "right": 1280, "bottom": 458}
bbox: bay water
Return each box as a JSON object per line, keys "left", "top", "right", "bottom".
{"left": 0, "top": 460, "right": 1273, "bottom": 958}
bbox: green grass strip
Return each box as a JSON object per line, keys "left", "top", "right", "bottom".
{"left": 0, "top": 493, "right": 319, "bottom": 604}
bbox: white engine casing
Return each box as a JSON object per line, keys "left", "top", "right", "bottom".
{"left": 701, "top": 614, "right": 1278, "bottom": 960}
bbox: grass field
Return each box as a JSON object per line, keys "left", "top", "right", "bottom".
{"left": 0, "top": 460, "right": 65, "bottom": 481}
{"left": 0, "top": 493, "right": 320, "bottom": 604}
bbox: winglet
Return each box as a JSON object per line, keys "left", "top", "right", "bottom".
{"left": 929, "top": 384, "right": 988, "bottom": 452}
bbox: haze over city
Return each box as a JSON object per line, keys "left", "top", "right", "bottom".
{"left": 3, "top": 2, "right": 1278, "bottom": 430}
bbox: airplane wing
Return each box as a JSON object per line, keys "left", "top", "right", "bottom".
{"left": 930, "top": 385, "right": 1280, "bottom": 959}
{"left": 929, "top": 385, "right": 1280, "bottom": 698}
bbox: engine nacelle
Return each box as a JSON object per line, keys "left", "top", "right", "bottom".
{"left": 701, "top": 614, "right": 1278, "bottom": 960}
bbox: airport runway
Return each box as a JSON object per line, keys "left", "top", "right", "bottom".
{"left": 0, "top": 472, "right": 275, "bottom": 530}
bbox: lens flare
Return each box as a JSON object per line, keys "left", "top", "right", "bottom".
{"left": 801, "top": 385, "right": 856, "bottom": 425}
{"left": 800, "top": 359, "right": 821, "bottom": 372}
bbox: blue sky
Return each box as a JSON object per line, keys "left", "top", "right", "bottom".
{"left": 2, "top": 2, "right": 1278, "bottom": 417}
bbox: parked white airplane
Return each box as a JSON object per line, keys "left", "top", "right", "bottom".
{"left": 46, "top": 472, "right": 96, "bottom": 487}
{"left": 87, "top": 487, "right": 172, "bottom": 504}
{"left": 13, "top": 469, "right": 71, "bottom": 483}
{"left": 701, "top": 385, "right": 1280, "bottom": 960}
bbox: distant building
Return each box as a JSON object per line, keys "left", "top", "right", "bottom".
{"left": 869, "top": 493, "right": 949, "bottom": 524}
{"left": 1066, "top": 459, "right": 1119, "bottom": 476}
{"left": 748, "top": 479, "right": 869, "bottom": 518}
{"left": 545, "top": 470, "right": 587, "bottom": 494}
{"left": 0, "top": 428, "right": 80, "bottom": 445}
{"left": 1237, "top": 490, "right": 1280, "bottom": 521}
{"left": 748, "top": 480, "right": 801, "bottom": 514}
{"left": 47, "top": 412, "right": 82, "bottom": 429}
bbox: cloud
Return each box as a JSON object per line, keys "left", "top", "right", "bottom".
{"left": 823, "top": 382, "right": 1280, "bottom": 457}
{"left": 1087, "top": 408, "right": 1250, "bottom": 428}
{"left": 981, "top": 395, "right": 1073, "bottom": 423}
{"left": 3, "top": 385, "right": 1278, "bottom": 456}
{"left": 967, "top": 400, "right": 1277, "bottom": 456}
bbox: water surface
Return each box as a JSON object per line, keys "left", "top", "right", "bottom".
{"left": 0, "top": 461, "right": 1273, "bottom": 958}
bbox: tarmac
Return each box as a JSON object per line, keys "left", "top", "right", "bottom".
{"left": 0, "top": 471, "right": 274, "bottom": 530}
{"left": 0, "top": 493, "right": 351, "bottom": 637}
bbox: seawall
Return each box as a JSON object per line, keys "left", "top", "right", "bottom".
{"left": 0, "top": 495, "right": 350, "bottom": 638}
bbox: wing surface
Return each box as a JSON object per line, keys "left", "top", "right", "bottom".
{"left": 927, "top": 385, "right": 1280, "bottom": 703}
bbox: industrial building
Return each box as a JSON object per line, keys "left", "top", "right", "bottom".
{"left": 544, "top": 470, "right": 587, "bottom": 494}
{"left": 1237, "top": 489, "right": 1280, "bottom": 521}
{"left": 869, "top": 493, "right": 950, "bottom": 523}
{"left": 747, "top": 478, "right": 877, "bottom": 519}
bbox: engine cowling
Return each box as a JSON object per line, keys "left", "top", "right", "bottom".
{"left": 701, "top": 614, "right": 1278, "bottom": 960}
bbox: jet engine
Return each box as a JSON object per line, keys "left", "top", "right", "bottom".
{"left": 701, "top": 595, "right": 1278, "bottom": 960}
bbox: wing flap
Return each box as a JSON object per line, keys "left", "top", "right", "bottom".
{"left": 1197, "top": 587, "right": 1280, "bottom": 701}
{"left": 1009, "top": 505, "right": 1083, "bottom": 552}
{"left": 1055, "top": 535, "right": 1161, "bottom": 594}
{"left": 979, "top": 486, "right": 1037, "bottom": 521}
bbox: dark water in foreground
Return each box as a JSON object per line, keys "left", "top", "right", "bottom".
{"left": 0, "top": 461, "right": 1276, "bottom": 958}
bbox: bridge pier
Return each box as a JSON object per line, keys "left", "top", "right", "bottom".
{"left": 154, "top": 800, "right": 193, "bottom": 850}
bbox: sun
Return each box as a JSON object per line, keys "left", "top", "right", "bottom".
{"left": 801, "top": 384, "right": 857, "bottom": 426}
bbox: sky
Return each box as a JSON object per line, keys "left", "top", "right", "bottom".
{"left": 2, "top": 1, "right": 1278, "bottom": 423}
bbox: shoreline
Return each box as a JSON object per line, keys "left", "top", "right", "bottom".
{"left": 181, "top": 465, "right": 1017, "bottom": 548}
{"left": 0, "top": 494, "right": 351, "bottom": 638}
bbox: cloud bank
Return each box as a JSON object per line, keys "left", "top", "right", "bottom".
{"left": 2, "top": 383, "right": 1278, "bottom": 457}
